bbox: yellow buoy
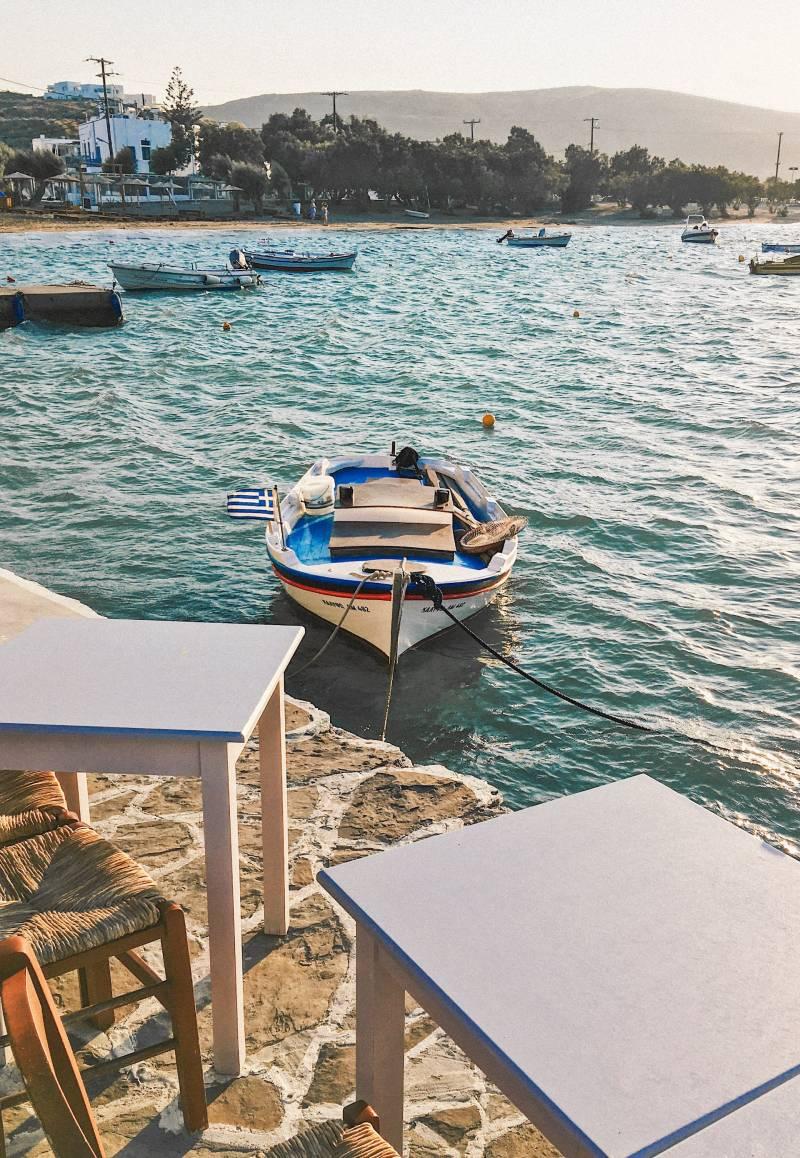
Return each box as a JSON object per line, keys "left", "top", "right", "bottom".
{"left": 573, "top": 309, "right": 580, "bottom": 318}
{"left": 482, "top": 412, "right": 496, "bottom": 429}
{"left": 738, "top": 254, "right": 745, "bottom": 262}
{"left": 222, "top": 321, "right": 232, "bottom": 331}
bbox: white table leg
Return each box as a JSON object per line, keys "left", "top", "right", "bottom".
{"left": 258, "top": 676, "right": 289, "bottom": 936}
{"left": 55, "top": 770, "right": 90, "bottom": 821}
{"left": 200, "top": 742, "right": 245, "bottom": 1075}
{"left": 356, "top": 926, "right": 406, "bottom": 1153}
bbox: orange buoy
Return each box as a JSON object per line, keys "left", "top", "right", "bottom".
{"left": 222, "top": 321, "right": 232, "bottom": 331}
{"left": 482, "top": 412, "right": 496, "bottom": 429}
{"left": 738, "top": 254, "right": 745, "bottom": 262}
{"left": 573, "top": 309, "right": 580, "bottom": 318}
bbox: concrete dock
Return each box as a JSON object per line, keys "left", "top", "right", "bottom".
{"left": 0, "top": 283, "right": 123, "bottom": 329}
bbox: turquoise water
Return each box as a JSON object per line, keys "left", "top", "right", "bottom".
{"left": 1, "top": 224, "right": 798, "bottom": 852}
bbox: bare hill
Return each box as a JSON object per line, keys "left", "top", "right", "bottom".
{"left": 202, "top": 87, "right": 799, "bottom": 177}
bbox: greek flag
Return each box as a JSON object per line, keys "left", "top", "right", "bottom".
{"left": 226, "top": 487, "right": 275, "bottom": 521}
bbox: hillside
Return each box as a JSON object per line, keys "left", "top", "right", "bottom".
{"left": 0, "top": 91, "right": 88, "bottom": 151}
{"left": 203, "top": 87, "right": 800, "bottom": 177}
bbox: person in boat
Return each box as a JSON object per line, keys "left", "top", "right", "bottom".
{"left": 538, "top": 227, "right": 546, "bottom": 237}
{"left": 497, "top": 229, "right": 515, "bottom": 243}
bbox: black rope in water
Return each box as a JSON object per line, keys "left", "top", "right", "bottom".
{"left": 412, "top": 573, "right": 737, "bottom": 753}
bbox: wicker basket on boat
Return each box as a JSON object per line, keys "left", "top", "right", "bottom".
{"left": 459, "top": 516, "right": 527, "bottom": 555}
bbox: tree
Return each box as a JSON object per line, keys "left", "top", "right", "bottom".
{"left": 5, "top": 148, "right": 65, "bottom": 203}
{"left": 561, "top": 145, "right": 607, "bottom": 212}
{"left": 162, "top": 66, "right": 201, "bottom": 168}
{"left": 0, "top": 140, "right": 12, "bottom": 176}
{"left": 103, "top": 146, "right": 135, "bottom": 175}
{"left": 149, "top": 143, "right": 182, "bottom": 175}
{"left": 230, "top": 161, "right": 268, "bottom": 210}
{"left": 268, "top": 158, "right": 292, "bottom": 200}
{"left": 198, "top": 120, "right": 264, "bottom": 172}
{"left": 731, "top": 172, "right": 762, "bottom": 216}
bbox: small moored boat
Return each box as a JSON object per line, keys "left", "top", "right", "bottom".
{"left": 749, "top": 254, "right": 800, "bottom": 276}
{"left": 404, "top": 209, "right": 430, "bottom": 220}
{"left": 681, "top": 215, "right": 718, "bottom": 244}
{"left": 501, "top": 228, "right": 571, "bottom": 248}
{"left": 228, "top": 447, "right": 524, "bottom": 658}
{"left": 109, "top": 262, "right": 260, "bottom": 291}
{"left": 761, "top": 242, "right": 800, "bottom": 254}
{"left": 243, "top": 246, "right": 357, "bottom": 272}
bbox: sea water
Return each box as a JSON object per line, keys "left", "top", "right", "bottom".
{"left": 1, "top": 224, "right": 798, "bottom": 852}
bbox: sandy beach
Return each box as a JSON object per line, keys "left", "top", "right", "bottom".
{"left": 2, "top": 203, "right": 794, "bottom": 234}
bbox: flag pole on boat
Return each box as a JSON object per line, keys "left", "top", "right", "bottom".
{"left": 272, "top": 484, "right": 286, "bottom": 549}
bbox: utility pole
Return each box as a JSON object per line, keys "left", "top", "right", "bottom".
{"left": 584, "top": 116, "right": 599, "bottom": 153}
{"left": 321, "top": 91, "right": 348, "bottom": 133}
{"left": 86, "top": 57, "right": 119, "bottom": 160}
{"left": 463, "top": 118, "right": 481, "bottom": 143}
{"left": 775, "top": 131, "right": 784, "bottom": 183}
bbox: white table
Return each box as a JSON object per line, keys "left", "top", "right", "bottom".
{"left": 0, "top": 618, "right": 303, "bottom": 1075}
{"left": 319, "top": 774, "right": 800, "bottom": 1155}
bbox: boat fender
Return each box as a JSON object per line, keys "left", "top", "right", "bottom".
{"left": 109, "top": 290, "right": 123, "bottom": 321}
{"left": 299, "top": 474, "right": 335, "bottom": 516}
{"left": 204, "top": 274, "right": 221, "bottom": 286}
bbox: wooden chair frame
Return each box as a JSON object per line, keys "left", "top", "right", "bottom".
{"left": 0, "top": 901, "right": 207, "bottom": 1148}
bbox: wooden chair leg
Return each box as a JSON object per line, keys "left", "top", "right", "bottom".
{"left": 78, "top": 963, "right": 115, "bottom": 1031}
{"left": 160, "top": 905, "right": 207, "bottom": 1133}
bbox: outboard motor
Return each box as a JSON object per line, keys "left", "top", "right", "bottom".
{"left": 229, "top": 248, "right": 249, "bottom": 270}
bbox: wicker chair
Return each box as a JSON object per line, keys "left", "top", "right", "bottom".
{"left": 0, "top": 821, "right": 207, "bottom": 1142}
{"left": 0, "top": 770, "right": 74, "bottom": 848}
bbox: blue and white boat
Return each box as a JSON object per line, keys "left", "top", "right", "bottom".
{"left": 762, "top": 242, "right": 800, "bottom": 254}
{"left": 230, "top": 449, "right": 524, "bottom": 658}
{"left": 503, "top": 228, "right": 571, "bottom": 248}
{"left": 242, "top": 245, "right": 357, "bottom": 272}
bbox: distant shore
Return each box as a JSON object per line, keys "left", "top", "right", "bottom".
{"left": 2, "top": 203, "right": 796, "bottom": 235}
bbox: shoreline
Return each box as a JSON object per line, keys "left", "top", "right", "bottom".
{"left": 2, "top": 205, "right": 796, "bottom": 235}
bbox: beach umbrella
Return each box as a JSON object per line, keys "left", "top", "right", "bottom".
{"left": 4, "top": 172, "right": 34, "bottom": 181}
{"left": 222, "top": 184, "right": 243, "bottom": 192}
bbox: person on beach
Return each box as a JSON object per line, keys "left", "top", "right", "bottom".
{"left": 308, "top": 200, "right": 317, "bottom": 221}
{"left": 321, "top": 201, "right": 329, "bottom": 225}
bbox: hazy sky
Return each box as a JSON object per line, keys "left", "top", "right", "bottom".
{"left": 3, "top": 0, "right": 799, "bottom": 112}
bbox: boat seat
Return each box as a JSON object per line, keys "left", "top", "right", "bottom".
{"left": 329, "top": 506, "right": 455, "bottom": 560}
{"left": 339, "top": 478, "right": 441, "bottom": 511}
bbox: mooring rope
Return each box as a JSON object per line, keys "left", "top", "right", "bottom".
{"left": 411, "top": 572, "right": 741, "bottom": 755}
{"left": 292, "top": 573, "right": 380, "bottom": 675}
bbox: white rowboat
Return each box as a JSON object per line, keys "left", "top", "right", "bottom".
{"left": 109, "top": 262, "right": 261, "bottom": 291}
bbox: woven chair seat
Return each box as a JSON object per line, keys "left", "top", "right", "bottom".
{"left": 0, "top": 771, "right": 69, "bottom": 848}
{"left": 333, "top": 1123, "right": 401, "bottom": 1157}
{"left": 0, "top": 825, "right": 165, "bottom": 966}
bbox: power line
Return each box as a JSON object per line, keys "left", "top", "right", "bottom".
{"left": 0, "top": 76, "right": 49, "bottom": 93}
{"left": 463, "top": 117, "right": 481, "bottom": 143}
{"left": 584, "top": 116, "right": 599, "bottom": 153}
{"left": 321, "top": 90, "right": 348, "bottom": 133}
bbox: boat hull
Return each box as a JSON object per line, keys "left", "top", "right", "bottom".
{"left": 244, "top": 251, "right": 356, "bottom": 272}
{"left": 109, "top": 263, "right": 259, "bottom": 291}
{"left": 681, "top": 232, "right": 717, "bottom": 244}
{"left": 749, "top": 262, "right": 800, "bottom": 275}
{"left": 507, "top": 235, "right": 571, "bottom": 248}
{"left": 762, "top": 243, "right": 800, "bottom": 254}
{"left": 272, "top": 559, "right": 509, "bottom": 656}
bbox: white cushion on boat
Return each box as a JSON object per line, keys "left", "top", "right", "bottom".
{"left": 330, "top": 506, "right": 455, "bottom": 560}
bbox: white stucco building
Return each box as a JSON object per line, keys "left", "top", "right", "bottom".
{"left": 45, "top": 81, "right": 124, "bottom": 104}
{"left": 32, "top": 134, "right": 79, "bottom": 160}
{"left": 78, "top": 113, "right": 172, "bottom": 175}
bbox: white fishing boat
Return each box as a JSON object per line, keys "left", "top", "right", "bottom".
{"left": 404, "top": 209, "right": 430, "bottom": 220}
{"left": 227, "top": 447, "right": 524, "bottom": 658}
{"left": 680, "top": 215, "right": 718, "bottom": 244}
{"left": 108, "top": 262, "right": 261, "bottom": 291}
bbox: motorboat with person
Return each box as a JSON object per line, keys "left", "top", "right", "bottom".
{"left": 681, "top": 215, "right": 718, "bottom": 244}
